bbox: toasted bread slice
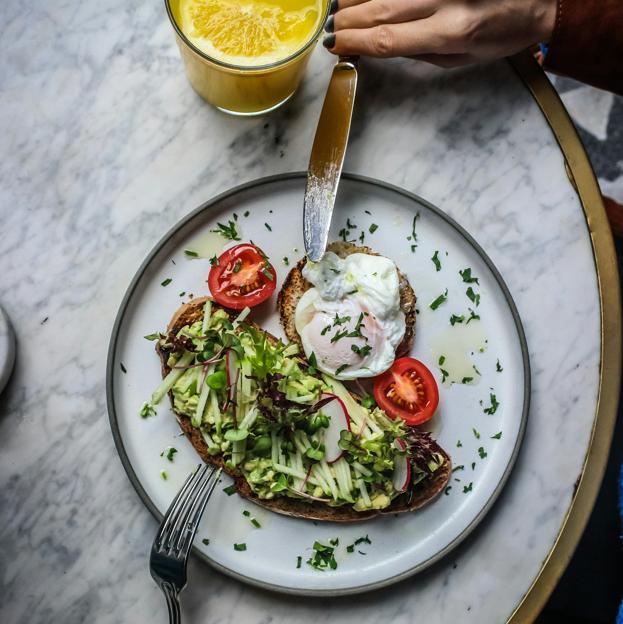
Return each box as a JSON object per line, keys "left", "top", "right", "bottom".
{"left": 278, "top": 241, "right": 417, "bottom": 358}
{"left": 157, "top": 297, "right": 450, "bottom": 522}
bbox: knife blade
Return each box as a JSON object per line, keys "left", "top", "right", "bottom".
{"left": 303, "top": 56, "right": 358, "bottom": 262}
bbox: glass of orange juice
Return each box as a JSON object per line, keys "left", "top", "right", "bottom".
{"left": 165, "top": 0, "right": 329, "bottom": 116}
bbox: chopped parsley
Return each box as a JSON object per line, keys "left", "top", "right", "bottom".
{"left": 431, "top": 250, "right": 442, "bottom": 271}
{"left": 478, "top": 447, "right": 487, "bottom": 459}
{"left": 211, "top": 220, "right": 240, "bottom": 241}
{"left": 333, "top": 313, "right": 351, "bottom": 326}
{"left": 429, "top": 289, "right": 448, "bottom": 311}
{"left": 466, "top": 287, "right": 480, "bottom": 307}
{"left": 351, "top": 344, "right": 372, "bottom": 358}
{"left": 483, "top": 393, "right": 500, "bottom": 415}
{"left": 223, "top": 484, "right": 237, "bottom": 496}
{"left": 120, "top": 362, "right": 127, "bottom": 374}
{"left": 472, "top": 427, "right": 481, "bottom": 439}
{"left": 466, "top": 308, "right": 480, "bottom": 323}
{"left": 450, "top": 314, "right": 464, "bottom": 326}
{"left": 160, "top": 447, "right": 178, "bottom": 462}
{"left": 209, "top": 255, "right": 219, "bottom": 267}
{"left": 491, "top": 431, "right": 503, "bottom": 440}
{"left": 184, "top": 249, "right": 198, "bottom": 258}
{"left": 461, "top": 377, "right": 473, "bottom": 384}
{"left": 264, "top": 223, "right": 272, "bottom": 232}
{"left": 369, "top": 223, "right": 378, "bottom": 234}
{"left": 233, "top": 543, "right": 247, "bottom": 551}
{"left": 161, "top": 278, "right": 172, "bottom": 287}
{"left": 335, "top": 364, "right": 349, "bottom": 376}
{"left": 459, "top": 268, "right": 479, "bottom": 284}
{"left": 307, "top": 540, "right": 338, "bottom": 571}
{"left": 202, "top": 538, "right": 210, "bottom": 545}
{"left": 140, "top": 402, "right": 156, "bottom": 418}
{"left": 463, "top": 482, "right": 473, "bottom": 493}
{"left": 496, "top": 359, "right": 503, "bottom": 372}
{"left": 320, "top": 325, "right": 331, "bottom": 336}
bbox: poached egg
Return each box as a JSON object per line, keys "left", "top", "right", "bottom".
{"left": 294, "top": 252, "right": 406, "bottom": 379}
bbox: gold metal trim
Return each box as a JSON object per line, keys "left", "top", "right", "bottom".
{"left": 507, "top": 50, "right": 622, "bottom": 622}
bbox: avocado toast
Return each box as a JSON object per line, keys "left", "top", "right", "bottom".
{"left": 151, "top": 297, "right": 451, "bottom": 522}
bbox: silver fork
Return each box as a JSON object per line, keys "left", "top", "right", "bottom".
{"left": 150, "top": 464, "right": 221, "bottom": 623}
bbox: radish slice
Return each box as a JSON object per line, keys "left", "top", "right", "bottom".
{"left": 318, "top": 393, "right": 351, "bottom": 464}
{"left": 225, "top": 350, "right": 239, "bottom": 408}
{"left": 393, "top": 438, "right": 411, "bottom": 492}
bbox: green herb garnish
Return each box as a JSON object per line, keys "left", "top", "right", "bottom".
{"left": 483, "top": 393, "right": 500, "bottom": 415}
{"left": 296, "top": 556, "right": 302, "bottom": 568}
{"left": 431, "top": 250, "right": 442, "bottom": 271}
{"left": 160, "top": 447, "right": 178, "bottom": 461}
{"left": 265, "top": 223, "right": 272, "bottom": 232}
{"left": 466, "top": 308, "right": 480, "bottom": 323}
{"left": 496, "top": 359, "right": 503, "bottom": 372}
{"left": 209, "top": 255, "right": 219, "bottom": 266}
{"left": 202, "top": 538, "right": 210, "bottom": 545}
{"left": 450, "top": 314, "right": 464, "bottom": 326}
{"left": 211, "top": 220, "right": 241, "bottom": 241}
{"left": 472, "top": 428, "right": 481, "bottom": 439}
{"left": 369, "top": 223, "right": 378, "bottom": 234}
{"left": 161, "top": 278, "right": 172, "bottom": 287}
{"left": 120, "top": 362, "right": 127, "bottom": 373}
{"left": 184, "top": 250, "right": 199, "bottom": 258}
{"left": 429, "top": 289, "right": 448, "bottom": 311}
{"left": 478, "top": 447, "right": 487, "bottom": 459}
{"left": 463, "top": 483, "right": 473, "bottom": 493}
{"left": 351, "top": 344, "right": 372, "bottom": 357}
{"left": 459, "top": 268, "right": 479, "bottom": 284}
{"left": 283, "top": 256, "right": 289, "bottom": 266}
{"left": 223, "top": 484, "right": 237, "bottom": 496}
{"left": 491, "top": 431, "right": 503, "bottom": 440}
{"left": 335, "top": 364, "right": 349, "bottom": 376}
{"left": 307, "top": 540, "right": 338, "bottom": 571}
{"left": 234, "top": 543, "right": 247, "bottom": 551}
{"left": 466, "top": 287, "right": 480, "bottom": 306}
{"left": 160, "top": 470, "right": 168, "bottom": 480}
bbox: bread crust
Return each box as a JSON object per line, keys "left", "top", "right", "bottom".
{"left": 278, "top": 242, "right": 417, "bottom": 359}
{"left": 157, "top": 297, "right": 450, "bottom": 523}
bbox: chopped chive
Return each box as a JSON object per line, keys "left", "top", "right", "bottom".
{"left": 496, "top": 359, "right": 503, "bottom": 372}
{"left": 160, "top": 470, "right": 168, "bottom": 481}
{"left": 223, "top": 484, "right": 237, "bottom": 496}
{"left": 456, "top": 440, "right": 463, "bottom": 447}
{"left": 144, "top": 333, "right": 160, "bottom": 341}
{"left": 209, "top": 255, "right": 219, "bottom": 267}
{"left": 296, "top": 556, "right": 302, "bottom": 568}
{"left": 478, "top": 447, "right": 487, "bottom": 459}
{"left": 471, "top": 462, "right": 476, "bottom": 470}
{"left": 160, "top": 447, "right": 178, "bottom": 462}
{"left": 161, "top": 278, "right": 172, "bottom": 287}
{"left": 264, "top": 223, "right": 272, "bottom": 231}
{"left": 335, "top": 364, "right": 349, "bottom": 376}
{"left": 233, "top": 259, "right": 242, "bottom": 273}
{"left": 369, "top": 223, "right": 378, "bottom": 234}
{"left": 202, "top": 538, "right": 210, "bottom": 545}
{"left": 244, "top": 210, "right": 250, "bottom": 217}
{"left": 444, "top": 486, "right": 452, "bottom": 495}
{"left": 120, "top": 362, "right": 127, "bottom": 373}
{"left": 461, "top": 377, "right": 473, "bottom": 384}
{"left": 139, "top": 403, "right": 156, "bottom": 419}
{"left": 463, "top": 482, "right": 473, "bottom": 493}
{"left": 251, "top": 518, "right": 261, "bottom": 528}
{"left": 282, "top": 256, "right": 289, "bottom": 266}
{"left": 491, "top": 431, "right": 503, "bottom": 440}
{"left": 440, "top": 368, "right": 449, "bottom": 383}
{"left": 452, "top": 465, "right": 465, "bottom": 472}
{"left": 438, "top": 355, "right": 446, "bottom": 366}
{"left": 346, "top": 218, "right": 357, "bottom": 229}
{"left": 184, "top": 249, "right": 199, "bottom": 258}
{"left": 346, "top": 544, "right": 355, "bottom": 553}
{"left": 234, "top": 543, "right": 247, "bottom": 551}
{"left": 179, "top": 291, "right": 186, "bottom": 297}
{"left": 472, "top": 428, "right": 481, "bottom": 439}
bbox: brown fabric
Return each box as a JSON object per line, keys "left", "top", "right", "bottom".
{"left": 544, "top": 0, "right": 623, "bottom": 95}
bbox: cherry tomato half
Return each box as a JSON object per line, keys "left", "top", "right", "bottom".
{"left": 208, "top": 243, "right": 276, "bottom": 310}
{"left": 373, "top": 357, "right": 439, "bottom": 425}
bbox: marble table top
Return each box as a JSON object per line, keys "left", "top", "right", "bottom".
{"left": 0, "top": 1, "right": 603, "bottom": 622}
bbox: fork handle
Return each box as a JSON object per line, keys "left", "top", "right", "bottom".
{"left": 161, "top": 582, "right": 181, "bottom": 624}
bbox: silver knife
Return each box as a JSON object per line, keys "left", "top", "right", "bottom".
{"left": 303, "top": 56, "right": 358, "bottom": 262}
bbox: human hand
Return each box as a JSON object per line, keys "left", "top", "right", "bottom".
{"left": 323, "top": 0, "right": 557, "bottom": 67}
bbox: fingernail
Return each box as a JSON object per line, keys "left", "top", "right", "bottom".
{"left": 324, "top": 15, "right": 334, "bottom": 34}
{"left": 322, "top": 34, "right": 336, "bottom": 50}
{"left": 329, "top": 0, "right": 338, "bottom": 15}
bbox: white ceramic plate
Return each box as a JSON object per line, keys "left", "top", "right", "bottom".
{"left": 107, "top": 173, "right": 529, "bottom": 595}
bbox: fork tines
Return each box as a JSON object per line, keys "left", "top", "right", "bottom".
{"left": 154, "top": 464, "right": 221, "bottom": 558}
